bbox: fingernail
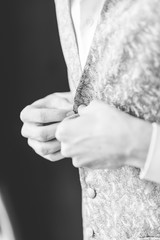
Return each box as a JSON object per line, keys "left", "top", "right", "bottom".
{"left": 66, "top": 111, "right": 74, "bottom": 117}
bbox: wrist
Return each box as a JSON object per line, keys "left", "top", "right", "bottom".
{"left": 125, "top": 118, "right": 152, "bottom": 169}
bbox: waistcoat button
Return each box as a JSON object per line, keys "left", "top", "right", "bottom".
{"left": 86, "top": 227, "right": 95, "bottom": 238}
{"left": 87, "top": 188, "right": 96, "bottom": 199}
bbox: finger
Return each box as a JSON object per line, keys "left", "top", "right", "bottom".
{"left": 64, "top": 113, "right": 79, "bottom": 121}
{"left": 31, "top": 95, "right": 58, "bottom": 107}
{"left": 60, "top": 142, "right": 76, "bottom": 158}
{"left": 65, "top": 111, "right": 75, "bottom": 117}
{"left": 72, "top": 156, "right": 94, "bottom": 168}
{"left": 44, "top": 151, "right": 64, "bottom": 162}
{"left": 77, "top": 101, "right": 100, "bottom": 115}
{"left": 21, "top": 122, "right": 59, "bottom": 142}
{"left": 72, "top": 157, "right": 81, "bottom": 168}
{"left": 31, "top": 97, "right": 47, "bottom": 107}
{"left": 54, "top": 92, "right": 73, "bottom": 102}
{"left": 28, "top": 138, "right": 61, "bottom": 156}
{"left": 20, "top": 106, "right": 68, "bottom": 123}
{"left": 55, "top": 116, "right": 82, "bottom": 142}
{"left": 32, "top": 93, "right": 73, "bottom": 110}
{"left": 60, "top": 139, "right": 85, "bottom": 158}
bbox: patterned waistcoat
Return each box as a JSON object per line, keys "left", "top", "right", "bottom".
{"left": 54, "top": 0, "right": 160, "bottom": 239}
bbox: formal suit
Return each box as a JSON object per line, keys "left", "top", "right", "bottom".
{"left": 54, "top": 0, "right": 160, "bottom": 239}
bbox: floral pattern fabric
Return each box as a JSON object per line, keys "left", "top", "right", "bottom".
{"left": 54, "top": 0, "right": 160, "bottom": 239}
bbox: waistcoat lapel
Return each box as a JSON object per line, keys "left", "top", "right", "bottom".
{"left": 73, "top": 0, "right": 110, "bottom": 112}
{"left": 54, "top": 0, "right": 82, "bottom": 93}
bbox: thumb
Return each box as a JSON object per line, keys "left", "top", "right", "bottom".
{"left": 78, "top": 104, "right": 87, "bottom": 115}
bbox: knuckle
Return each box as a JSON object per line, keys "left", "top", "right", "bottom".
{"left": 38, "top": 146, "right": 48, "bottom": 156}
{"left": 72, "top": 158, "right": 81, "bottom": 168}
{"left": 21, "top": 125, "right": 26, "bottom": 137}
{"left": 20, "top": 109, "right": 25, "bottom": 121}
{"left": 61, "top": 145, "right": 70, "bottom": 157}
{"left": 48, "top": 154, "right": 58, "bottom": 162}
{"left": 27, "top": 139, "right": 35, "bottom": 150}
{"left": 20, "top": 110, "right": 26, "bottom": 122}
{"left": 38, "top": 130, "right": 49, "bottom": 141}
{"left": 39, "top": 110, "right": 47, "bottom": 123}
{"left": 44, "top": 153, "right": 62, "bottom": 162}
{"left": 27, "top": 138, "right": 35, "bottom": 150}
{"left": 20, "top": 111, "right": 24, "bottom": 122}
{"left": 55, "top": 129, "right": 60, "bottom": 140}
{"left": 27, "top": 138, "right": 31, "bottom": 146}
{"left": 57, "top": 110, "right": 65, "bottom": 120}
{"left": 55, "top": 125, "right": 64, "bottom": 141}
{"left": 44, "top": 155, "right": 52, "bottom": 162}
{"left": 53, "top": 92, "right": 58, "bottom": 97}
{"left": 20, "top": 106, "right": 30, "bottom": 122}
{"left": 90, "top": 100, "right": 99, "bottom": 108}
{"left": 27, "top": 139, "right": 48, "bottom": 156}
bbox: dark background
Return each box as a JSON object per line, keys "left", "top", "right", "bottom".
{"left": 1, "top": 1, "right": 82, "bottom": 240}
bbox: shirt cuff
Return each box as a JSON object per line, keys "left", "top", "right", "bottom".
{"left": 140, "top": 123, "right": 160, "bottom": 184}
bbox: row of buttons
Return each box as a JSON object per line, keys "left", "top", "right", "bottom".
{"left": 86, "top": 187, "right": 97, "bottom": 238}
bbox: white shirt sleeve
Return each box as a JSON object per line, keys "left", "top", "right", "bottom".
{"left": 140, "top": 123, "right": 160, "bottom": 184}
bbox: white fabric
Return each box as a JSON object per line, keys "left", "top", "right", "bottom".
{"left": 71, "top": 0, "right": 104, "bottom": 70}
{"left": 140, "top": 123, "right": 160, "bottom": 184}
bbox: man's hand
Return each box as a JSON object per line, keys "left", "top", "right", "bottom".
{"left": 56, "top": 100, "right": 152, "bottom": 169}
{"left": 20, "top": 92, "right": 73, "bottom": 161}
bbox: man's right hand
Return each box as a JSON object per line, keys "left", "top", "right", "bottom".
{"left": 20, "top": 92, "right": 73, "bottom": 162}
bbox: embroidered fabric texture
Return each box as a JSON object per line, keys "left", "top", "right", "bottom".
{"left": 55, "top": 0, "right": 160, "bottom": 239}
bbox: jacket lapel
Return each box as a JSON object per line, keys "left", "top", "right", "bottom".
{"left": 54, "top": 0, "right": 82, "bottom": 93}
{"left": 55, "top": 0, "right": 109, "bottom": 102}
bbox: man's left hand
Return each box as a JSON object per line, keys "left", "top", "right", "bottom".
{"left": 56, "top": 100, "right": 152, "bottom": 169}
